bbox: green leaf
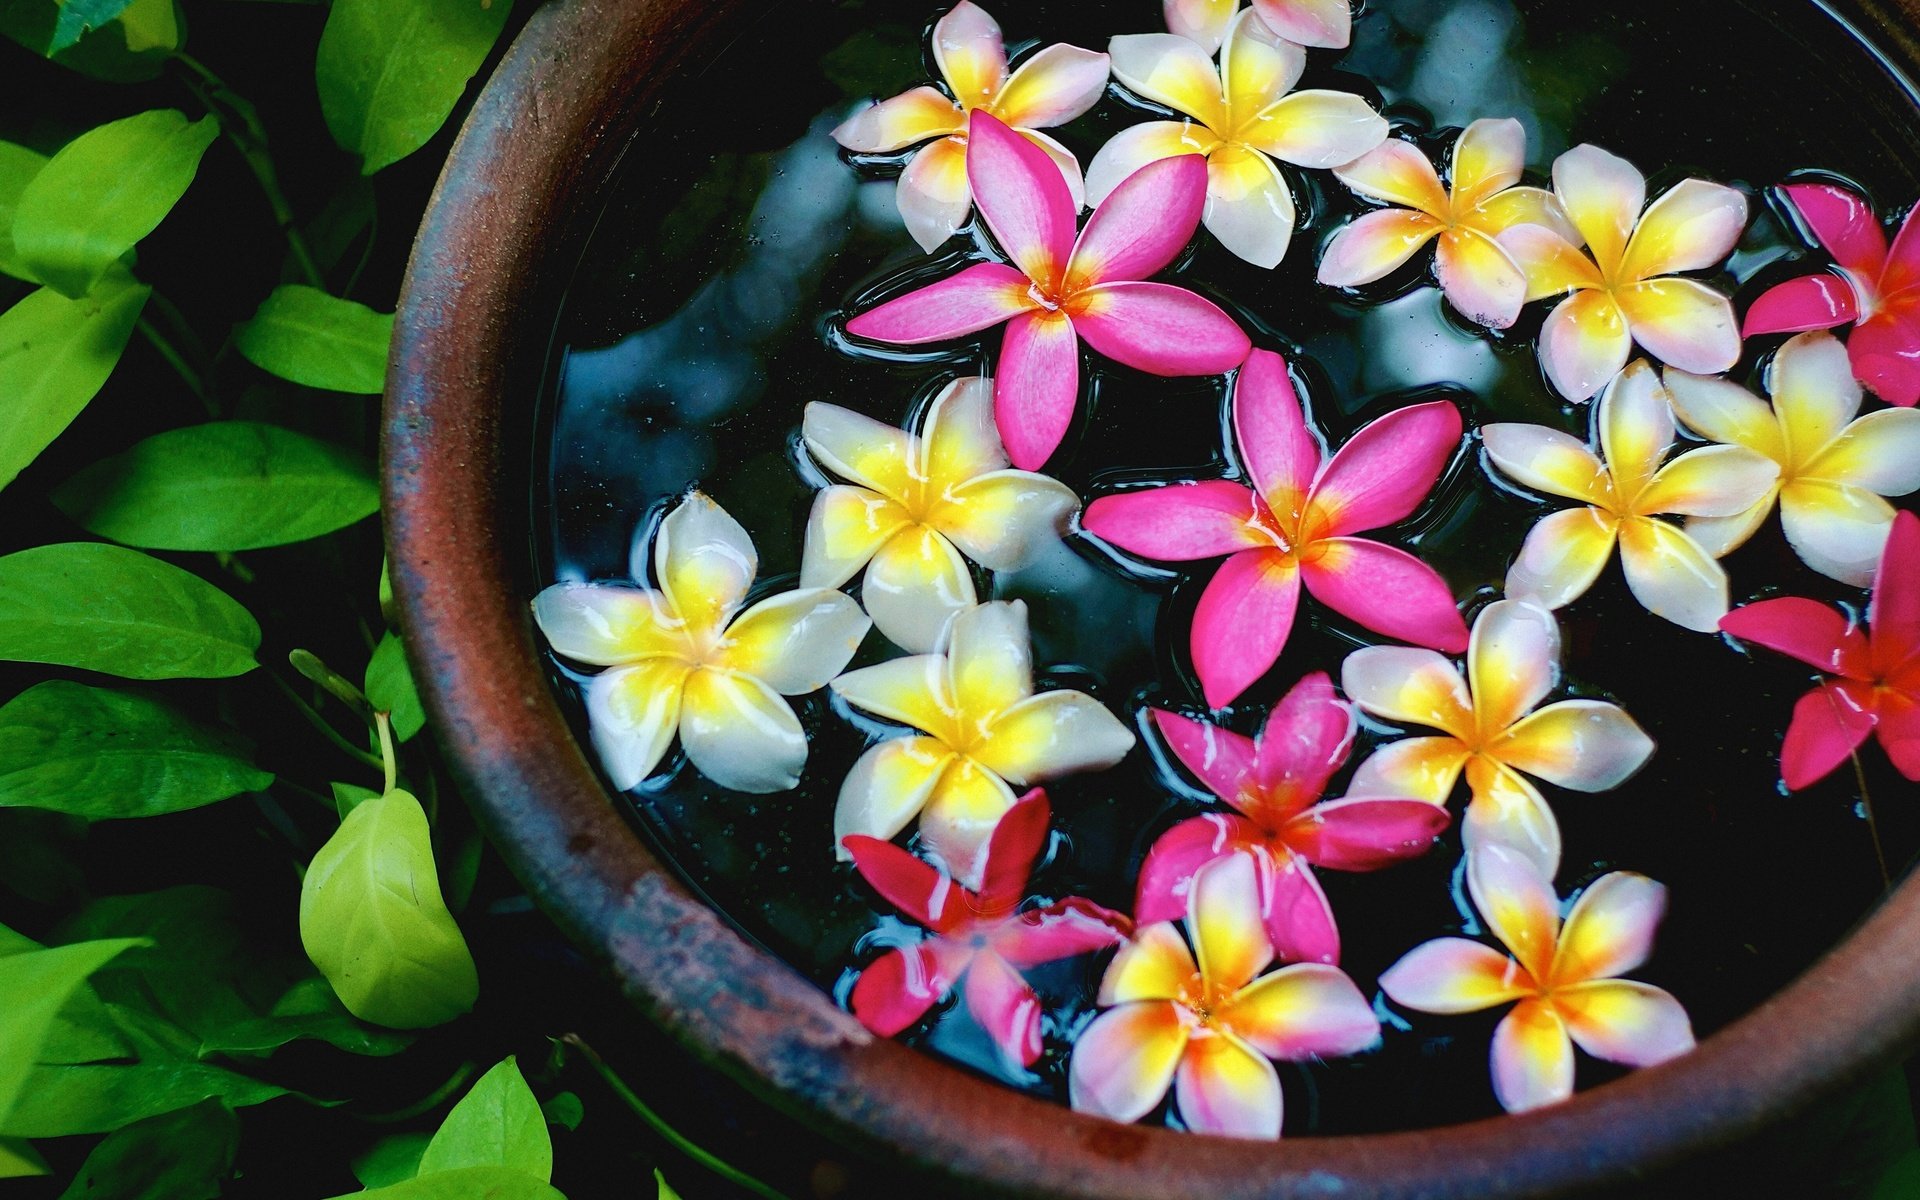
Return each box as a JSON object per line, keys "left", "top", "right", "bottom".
{"left": 13, "top": 110, "right": 216, "bottom": 298}
{"left": 366, "top": 632, "right": 425, "bottom": 741}
{"left": 315, "top": 0, "right": 512, "bottom": 175}
{"left": 655, "top": 1170, "right": 681, "bottom": 1200}
{"left": 0, "top": 0, "right": 173, "bottom": 80}
{"left": 0, "top": 1045, "right": 286, "bottom": 1138}
{"left": 330, "top": 780, "right": 381, "bottom": 816}
{"left": 54, "top": 1098, "right": 236, "bottom": 1200}
{"left": 52, "top": 421, "right": 379, "bottom": 551}
{"left": 0, "top": 937, "right": 144, "bottom": 1128}
{"left": 0, "top": 275, "right": 149, "bottom": 490}
{"left": 0, "top": 681, "right": 270, "bottom": 819}
{"left": 327, "top": 1166, "right": 565, "bottom": 1200}
{"left": 233, "top": 284, "right": 392, "bottom": 393}
{"left": 51, "top": 0, "right": 134, "bottom": 52}
{"left": 353, "top": 1132, "right": 431, "bottom": 1189}
{"left": 418, "top": 1057, "right": 551, "bottom": 1182}
{"left": 0, "top": 141, "right": 49, "bottom": 282}
{"left": 0, "top": 1138, "right": 47, "bottom": 1178}
{"left": 112, "top": 0, "right": 177, "bottom": 52}
{"left": 299, "top": 787, "right": 477, "bottom": 1029}
{"left": 206, "top": 977, "right": 411, "bottom": 1058}
{"left": 0, "top": 543, "right": 259, "bottom": 679}
{"left": 538, "top": 1092, "right": 581, "bottom": 1133}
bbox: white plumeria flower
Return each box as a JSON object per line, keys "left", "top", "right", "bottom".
{"left": 1163, "top": 0, "right": 1353, "bottom": 54}
{"left": 831, "top": 601, "right": 1135, "bottom": 886}
{"left": 533, "top": 493, "right": 870, "bottom": 794}
{"left": 1088, "top": 8, "right": 1387, "bottom": 268}
{"left": 800, "top": 377, "right": 1080, "bottom": 653}
{"left": 1481, "top": 360, "right": 1779, "bottom": 632}
{"left": 1664, "top": 331, "right": 1920, "bottom": 585}
{"left": 831, "top": 1, "right": 1109, "bottom": 252}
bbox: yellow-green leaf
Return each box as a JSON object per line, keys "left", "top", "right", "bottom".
{"left": 0, "top": 141, "right": 49, "bottom": 282}
{"left": 0, "top": 274, "right": 149, "bottom": 490}
{"left": 234, "top": 284, "right": 392, "bottom": 393}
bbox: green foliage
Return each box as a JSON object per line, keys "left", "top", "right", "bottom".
{"left": 0, "top": 543, "right": 259, "bottom": 679}
{"left": 0, "top": 140, "right": 49, "bottom": 281}
{"left": 315, "top": 0, "right": 512, "bottom": 175}
{"left": 354, "top": 1132, "right": 432, "bottom": 1189}
{"left": 0, "top": 273, "right": 149, "bottom": 490}
{"left": 54, "top": 1098, "right": 237, "bottom": 1200}
{"left": 656, "top": 1170, "right": 683, "bottom": 1200}
{"left": 0, "top": 0, "right": 176, "bottom": 80}
{"left": 300, "top": 787, "right": 478, "bottom": 1029}
{"left": 418, "top": 1057, "right": 552, "bottom": 1181}
{"left": 0, "top": 680, "right": 271, "bottom": 818}
{"left": 539, "top": 1091, "right": 582, "bottom": 1133}
{"left": 0, "top": 934, "right": 144, "bottom": 1128}
{"left": 52, "top": 420, "right": 380, "bottom": 550}
{"left": 0, "top": 1137, "right": 49, "bottom": 1179}
{"left": 234, "top": 284, "right": 394, "bottom": 393}
{"left": 13, "top": 109, "right": 216, "bottom": 297}
{"left": 366, "top": 631, "right": 426, "bottom": 741}
{"left": 328, "top": 1165, "right": 566, "bottom": 1200}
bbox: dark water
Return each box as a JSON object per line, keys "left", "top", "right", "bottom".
{"left": 529, "top": 0, "right": 1920, "bottom": 1135}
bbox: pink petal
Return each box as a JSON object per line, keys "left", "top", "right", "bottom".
{"left": 846, "top": 262, "right": 1034, "bottom": 344}
{"left": 1082, "top": 479, "right": 1269, "bottom": 561}
{"left": 1781, "top": 182, "right": 1888, "bottom": 279}
{"left": 843, "top": 834, "right": 971, "bottom": 933}
{"left": 1174, "top": 1033, "right": 1282, "bottom": 1139}
{"left": 1233, "top": 348, "right": 1324, "bottom": 514}
{"left": 1068, "top": 154, "right": 1207, "bottom": 288}
{"left": 1068, "top": 1002, "right": 1188, "bottom": 1124}
{"left": 1151, "top": 710, "right": 1261, "bottom": 809}
{"left": 1249, "top": 670, "right": 1355, "bottom": 820}
{"left": 851, "top": 943, "right": 961, "bottom": 1036}
{"left": 1719, "top": 596, "right": 1870, "bottom": 678}
{"left": 994, "top": 309, "right": 1081, "bottom": 471}
{"left": 1491, "top": 999, "right": 1576, "bottom": 1113}
{"left": 1260, "top": 849, "right": 1341, "bottom": 966}
{"left": 1163, "top": 0, "right": 1234, "bottom": 53}
{"left": 1135, "top": 813, "right": 1263, "bottom": 927}
{"left": 1380, "top": 937, "right": 1531, "bottom": 1015}
{"left": 1308, "top": 399, "right": 1463, "bottom": 535}
{"left": 1872, "top": 510, "right": 1920, "bottom": 667}
{"left": 1741, "top": 273, "right": 1857, "bottom": 338}
{"left": 963, "top": 950, "right": 1044, "bottom": 1068}
{"left": 974, "top": 787, "right": 1051, "bottom": 916}
{"left": 1283, "top": 796, "right": 1451, "bottom": 871}
{"left": 996, "top": 897, "right": 1133, "bottom": 967}
{"left": 1556, "top": 980, "right": 1694, "bottom": 1069}
{"left": 966, "top": 111, "right": 1077, "bottom": 290}
{"left": 1070, "top": 282, "right": 1252, "bottom": 375}
{"left": 1193, "top": 549, "right": 1303, "bottom": 708}
{"left": 1848, "top": 310, "right": 1920, "bottom": 408}
{"left": 1301, "top": 537, "right": 1468, "bottom": 652}
{"left": 1249, "top": 0, "right": 1351, "bottom": 48}
{"left": 1873, "top": 687, "right": 1920, "bottom": 781}
{"left": 1887, "top": 204, "right": 1920, "bottom": 295}
{"left": 1781, "top": 679, "right": 1877, "bottom": 791}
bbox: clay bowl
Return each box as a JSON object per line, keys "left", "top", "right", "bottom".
{"left": 384, "top": 1, "right": 1920, "bottom": 1195}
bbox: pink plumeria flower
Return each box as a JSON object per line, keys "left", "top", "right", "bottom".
{"left": 1482, "top": 360, "right": 1780, "bottom": 632}
{"left": 1743, "top": 183, "right": 1920, "bottom": 406}
{"left": 1083, "top": 348, "right": 1468, "bottom": 708}
{"left": 1720, "top": 510, "right": 1920, "bottom": 790}
{"left": 1069, "top": 853, "right": 1380, "bottom": 1138}
{"left": 1088, "top": 10, "right": 1387, "bottom": 268}
{"left": 800, "top": 378, "right": 1079, "bottom": 653}
{"left": 830, "top": 601, "right": 1135, "bottom": 886}
{"left": 831, "top": 2, "right": 1109, "bottom": 253}
{"left": 533, "top": 493, "right": 870, "bottom": 794}
{"left": 845, "top": 110, "right": 1250, "bottom": 471}
{"left": 1665, "top": 331, "right": 1920, "bottom": 585}
{"left": 1164, "top": 0, "right": 1352, "bottom": 53}
{"left": 1137, "top": 672, "right": 1450, "bottom": 966}
{"left": 1380, "top": 843, "right": 1694, "bottom": 1113}
{"left": 1499, "top": 144, "right": 1749, "bottom": 402}
{"left": 1341, "top": 599, "right": 1653, "bottom": 880}
{"left": 1320, "top": 119, "right": 1577, "bottom": 329}
{"left": 843, "top": 788, "right": 1131, "bottom": 1069}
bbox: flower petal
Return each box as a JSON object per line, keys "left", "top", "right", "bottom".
{"left": 862, "top": 525, "right": 978, "bottom": 654}
{"left": 1803, "top": 407, "right": 1920, "bottom": 496}
{"left": 1189, "top": 852, "right": 1274, "bottom": 993}
{"left": 1782, "top": 182, "right": 1887, "bottom": 279}
{"left": 935, "top": 470, "right": 1079, "bottom": 570}
{"left": 1317, "top": 208, "right": 1444, "bottom": 288}
{"left": 1136, "top": 813, "right": 1260, "bottom": 927}
{"left": 974, "top": 786, "right": 1050, "bottom": 915}
{"left": 896, "top": 135, "right": 975, "bottom": 253}
{"left": 1151, "top": 710, "right": 1260, "bottom": 808}
{"left": 801, "top": 486, "right": 913, "bottom": 590}
{"left": 1069, "top": 1002, "right": 1189, "bottom": 1124}
{"left": 833, "top": 86, "right": 964, "bottom": 153}
{"left": 1467, "top": 841, "right": 1560, "bottom": 981}
{"left": 1436, "top": 228, "right": 1528, "bottom": 329}
{"left": 995, "top": 309, "right": 1082, "bottom": 471}
{"left": 964, "top": 949, "right": 1045, "bottom": 1067}
{"left": 834, "top": 737, "right": 958, "bottom": 852}
{"left": 1617, "top": 515, "right": 1731, "bottom": 632}
{"left": 1082, "top": 479, "right": 1270, "bottom": 561}
{"left": 1174, "top": 1033, "right": 1282, "bottom": 1139}
{"left": 1101, "top": 921, "right": 1201, "bottom": 1005}
{"left": 1309, "top": 399, "right": 1463, "bottom": 534}
{"left": 1260, "top": 849, "right": 1340, "bottom": 966}
{"left": 1872, "top": 511, "right": 1920, "bottom": 661}
{"left": 715, "top": 588, "right": 870, "bottom": 693}
{"left": 1233, "top": 349, "right": 1322, "bottom": 515}
{"left": 1332, "top": 139, "right": 1448, "bottom": 215}
{"left": 1849, "top": 310, "right": 1920, "bottom": 408}
{"left": 1596, "top": 358, "right": 1673, "bottom": 501}
{"left": 1499, "top": 224, "right": 1604, "bottom": 301}
{"left": 1348, "top": 736, "right": 1471, "bottom": 803}
{"left": 832, "top": 654, "right": 955, "bottom": 736}
{"left": 1720, "top": 597, "right": 1870, "bottom": 675}
{"left": 1637, "top": 445, "right": 1780, "bottom": 519}
{"left": 585, "top": 660, "right": 690, "bottom": 791}
{"left": 1505, "top": 506, "right": 1620, "bottom": 610}
{"left": 1449, "top": 117, "right": 1525, "bottom": 211}
{"left": 1780, "top": 480, "right": 1897, "bottom": 587}
{"left": 933, "top": 0, "right": 1008, "bottom": 108}
{"left": 1552, "top": 143, "right": 1646, "bottom": 274}
{"left": 1220, "top": 8, "right": 1307, "bottom": 115}
{"left": 1085, "top": 121, "right": 1218, "bottom": 208}
{"left": 850, "top": 944, "right": 955, "bottom": 1037}
{"left": 1684, "top": 500, "right": 1774, "bottom": 561}
{"left": 1462, "top": 760, "right": 1562, "bottom": 882}
{"left": 1239, "top": 90, "right": 1388, "bottom": 170}
{"left": 1556, "top": 980, "right": 1695, "bottom": 1068}
{"left": 1380, "top": 938, "right": 1531, "bottom": 1015}
{"left": 1661, "top": 368, "right": 1786, "bottom": 462}
{"left": 1468, "top": 598, "right": 1560, "bottom": 740}
{"left": 1616, "top": 278, "right": 1741, "bottom": 376}
{"left": 1339, "top": 646, "right": 1472, "bottom": 736}
{"left": 845, "top": 262, "right": 1034, "bottom": 344}
{"left": 992, "top": 43, "right": 1111, "bottom": 129}
{"left": 1164, "top": 0, "right": 1235, "bottom": 54}
{"left": 1302, "top": 538, "right": 1469, "bottom": 652}
{"left": 843, "top": 833, "right": 968, "bottom": 931}
{"left": 1023, "top": 129, "right": 1090, "bottom": 215}
{"left": 1493, "top": 699, "right": 1655, "bottom": 793}
{"left": 945, "top": 599, "right": 1035, "bottom": 717}
{"left": 1250, "top": 0, "right": 1352, "bottom": 48}
{"left": 1540, "top": 291, "right": 1633, "bottom": 403}
{"left": 920, "top": 375, "right": 1006, "bottom": 479}
{"left": 1250, "top": 671, "right": 1355, "bottom": 816}
{"left": 1491, "top": 999, "right": 1576, "bottom": 1113}
{"left": 1068, "top": 154, "right": 1207, "bottom": 289}
{"left": 1071, "top": 281, "right": 1252, "bottom": 375}
{"left": 1283, "top": 795, "right": 1451, "bottom": 871}
{"left": 1203, "top": 143, "right": 1299, "bottom": 270}
{"left": 1781, "top": 679, "right": 1877, "bottom": 790}
{"left": 1620, "top": 179, "right": 1747, "bottom": 281}
{"left": 967, "top": 110, "right": 1077, "bottom": 288}
{"left": 1480, "top": 423, "right": 1614, "bottom": 506}
{"left": 973, "top": 689, "right": 1137, "bottom": 784}
{"left": 1552, "top": 871, "right": 1667, "bottom": 984}
{"left": 677, "top": 668, "right": 808, "bottom": 793}
{"left": 534, "top": 584, "right": 683, "bottom": 666}
{"left": 1192, "top": 548, "right": 1302, "bottom": 708}
{"left": 1741, "top": 273, "right": 1857, "bottom": 338}
{"left": 1470, "top": 186, "right": 1578, "bottom": 242}
{"left": 1107, "top": 33, "right": 1229, "bottom": 128}
{"left": 998, "top": 897, "right": 1134, "bottom": 966}
{"left": 920, "top": 757, "right": 1021, "bottom": 884}
{"left": 655, "top": 492, "right": 757, "bottom": 636}
{"left": 1875, "top": 688, "right": 1920, "bottom": 781}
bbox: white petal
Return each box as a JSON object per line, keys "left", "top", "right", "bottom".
{"left": 716, "top": 588, "right": 871, "bottom": 694}
{"left": 678, "top": 668, "right": 808, "bottom": 793}
{"left": 1616, "top": 516, "right": 1729, "bottom": 632}
{"left": 933, "top": 469, "right": 1080, "bottom": 570}
{"left": 586, "top": 660, "right": 691, "bottom": 791}
{"left": 654, "top": 492, "right": 757, "bottom": 637}
{"left": 835, "top": 737, "right": 957, "bottom": 858}
{"left": 533, "top": 583, "right": 685, "bottom": 666}
{"left": 863, "top": 525, "right": 978, "bottom": 654}
{"left": 1779, "top": 480, "right": 1897, "bottom": 587}
{"left": 971, "top": 690, "right": 1137, "bottom": 784}
{"left": 918, "top": 375, "right": 1008, "bottom": 482}
{"left": 1203, "top": 146, "right": 1296, "bottom": 269}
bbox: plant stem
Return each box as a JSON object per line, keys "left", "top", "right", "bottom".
{"left": 1852, "top": 750, "right": 1892, "bottom": 890}
{"left": 376, "top": 712, "right": 397, "bottom": 795}
{"left": 269, "top": 671, "right": 384, "bottom": 774}
{"left": 359, "top": 1061, "right": 479, "bottom": 1125}
{"left": 560, "top": 1035, "right": 791, "bottom": 1200}
{"left": 137, "top": 316, "right": 217, "bottom": 415}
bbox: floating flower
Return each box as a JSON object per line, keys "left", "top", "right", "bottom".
{"left": 1665, "top": 331, "right": 1920, "bottom": 585}
{"left": 800, "top": 378, "right": 1080, "bottom": 653}
{"left": 1380, "top": 843, "right": 1694, "bottom": 1113}
{"left": 1482, "top": 360, "right": 1780, "bottom": 631}
{"left": 1743, "top": 183, "right": 1920, "bottom": 406}
{"left": 846, "top": 110, "right": 1251, "bottom": 471}
{"left": 1319, "top": 119, "right": 1576, "bottom": 329}
{"left": 1163, "top": 0, "right": 1352, "bottom": 54}
{"left": 831, "top": 600, "right": 1135, "bottom": 884}
{"left": 1499, "top": 144, "right": 1748, "bottom": 402}
{"left": 1069, "top": 853, "right": 1380, "bottom": 1138}
{"left": 1342, "top": 599, "right": 1653, "bottom": 878}
{"left": 1084, "top": 348, "right": 1467, "bottom": 707}
{"left": 1138, "top": 672, "right": 1450, "bottom": 965}
{"left": 831, "top": 1, "right": 1110, "bottom": 252}
{"left": 1088, "top": 10, "right": 1387, "bottom": 268}
{"left": 843, "top": 788, "right": 1131, "bottom": 1068}
{"left": 1719, "top": 510, "right": 1920, "bottom": 790}
{"left": 533, "top": 493, "right": 870, "bottom": 793}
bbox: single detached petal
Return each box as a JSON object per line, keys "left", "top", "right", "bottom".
{"left": 1165, "top": 0, "right": 1235, "bottom": 54}
{"left": 1494, "top": 699, "right": 1654, "bottom": 793}
{"left": 1332, "top": 139, "right": 1448, "bottom": 215}
{"left": 678, "top": 668, "right": 808, "bottom": 793}
{"left": 1309, "top": 399, "right": 1463, "bottom": 535}
{"left": 995, "top": 309, "right": 1082, "bottom": 471}
{"left": 1317, "top": 208, "right": 1444, "bottom": 288}
{"left": 1617, "top": 515, "right": 1731, "bottom": 632}
{"left": 1250, "top": 0, "right": 1352, "bottom": 48}
{"left": 850, "top": 943, "right": 955, "bottom": 1037}
{"left": 967, "top": 111, "right": 1077, "bottom": 288}
{"left": 897, "top": 136, "right": 975, "bottom": 253}
{"left": 1192, "top": 549, "right": 1303, "bottom": 708}
{"left": 1339, "top": 646, "right": 1473, "bottom": 736}
{"left": 846, "top": 262, "right": 1034, "bottom": 344}
{"left": 964, "top": 950, "right": 1046, "bottom": 1067}
{"left": 833, "top": 737, "right": 956, "bottom": 853}
{"left": 1101, "top": 920, "right": 1201, "bottom": 1005}
{"left": 1189, "top": 852, "right": 1275, "bottom": 993}
{"left": 801, "top": 486, "right": 913, "bottom": 590}
{"left": 1660, "top": 369, "right": 1786, "bottom": 462}
{"left": 1261, "top": 849, "right": 1341, "bottom": 966}
{"left": 945, "top": 599, "right": 1035, "bottom": 717}
{"left": 1135, "top": 813, "right": 1261, "bottom": 927}
{"left": 1780, "top": 480, "right": 1897, "bottom": 587}
{"left": 1720, "top": 596, "right": 1869, "bottom": 676}
{"left": 933, "top": 0, "right": 1008, "bottom": 108}
{"left": 1174, "top": 1032, "right": 1282, "bottom": 1139}
{"left": 655, "top": 492, "right": 757, "bottom": 636}
{"left": 843, "top": 832, "right": 970, "bottom": 932}
{"left": 1151, "top": 710, "right": 1260, "bottom": 808}
{"left": 1620, "top": 179, "right": 1748, "bottom": 280}
{"left": 1107, "top": 33, "right": 1229, "bottom": 128}
{"left": 1540, "top": 291, "right": 1633, "bottom": 403}
{"left": 1348, "top": 736, "right": 1471, "bottom": 804}
{"left": 1781, "top": 182, "right": 1887, "bottom": 278}
{"left": 1220, "top": 8, "right": 1307, "bottom": 116}
{"left": 1436, "top": 228, "right": 1528, "bottom": 329}
{"left": 1616, "top": 278, "right": 1742, "bottom": 376}
{"left": 1462, "top": 761, "right": 1563, "bottom": 882}
{"left": 992, "top": 43, "right": 1111, "bottom": 129}
{"left": 1849, "top": 311, "right": 1920, "bottom": 408}
{"left": 1085, "top": 121, "right": 1218, "bottom": 208}
{"left": 1556, "top": 980, "right": 1695, "bottom": 1068}
{"left": 1239, "top": 89, "right": 1388, "bottom": 170}
{"left": 1068, "top": 154, "right": 1208, "bottom": 290}
{"left": 1083, "top": 479, "right": 1270, "bottom": 561}
{"left": 1069, "top": 1002, "right": 1189, "bottom": 1124}
{"left": 1598, "top": 359, "right": 1677, "bottom": 501}
{"left": 1505, "top": 506, "right": 1620, "bottom": 610}
{"left": 973, "top": 690, "right": 1137, "bottom": 784}
{"left": 1781, "top": 679, "right": 1877, "bottom": 791}
{"left": 1467, "top": 841, "right": 1560, "bottom": 981}
{"left": 1552, "top": 143, "right": 1647, "bottom": 274}
{"left": 1491, "top": 999, "right": 1576, "bottom": 1113}
{"left": 1498, "top": 224, "right": 1603, "bottom": 301}
{"left": 1233, "top": 348, "right": 1323, "bottom": 513}
{"left": 1449, "top": 117, "right": 1526, "bottom": 210}
{"left": 862, "top": 524, "right": 978, "bottom": 654}
{"left": 1468, "top": 598, "right": 1561, "bottom": 739}
{"left": 936, "top": 469, "right": 1080, "bottom": 570}
{"left": 1741, "top": 273, "right": 1858, "bottom": 338}
{"left": 715, "top": 588, "right": 869, "bottom": 694}
{"left": 1380, "top": 938, "right": 1531, "bottom": 1015}
{"left": 1302, "top": 538, "right": 1469, "bottom": 652}
{"left": 920, "top": 757, "right": 1021, "bottom": 884}
{"left": 1203, "top": 143, "right": 1299, "bottom": 270}
{"left": 586, "top": 660, "right": 691, "bottom": 791}
{"left": 1804, "top": 406, "right": 1920, "bottom": 496}
{"left": 998, "top": 897, "right": 1134, "bottom": 966}
{"left": 1480, "top": 423, "right": 1614, "bottom": 507}
{"left": 1284, "top": 795, "right": 1451, "bottom": 871}
{"left": 534, "top": 584, "right": 684, "bottom": 666}
{"left": 1250, "top": 671, "right": 1356, "bottom": 815}
{"left": 1637, "top": 445, "right": 1780, "bottom": 519}
{"left": 833, "top": 86, "right": 963, "bottom": 153}
{"left": 1552, "top": 871, "right": 1667, "bottom": 985}
{"left": 1071, "top": 281, "right": 1252, "bottom": 375}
